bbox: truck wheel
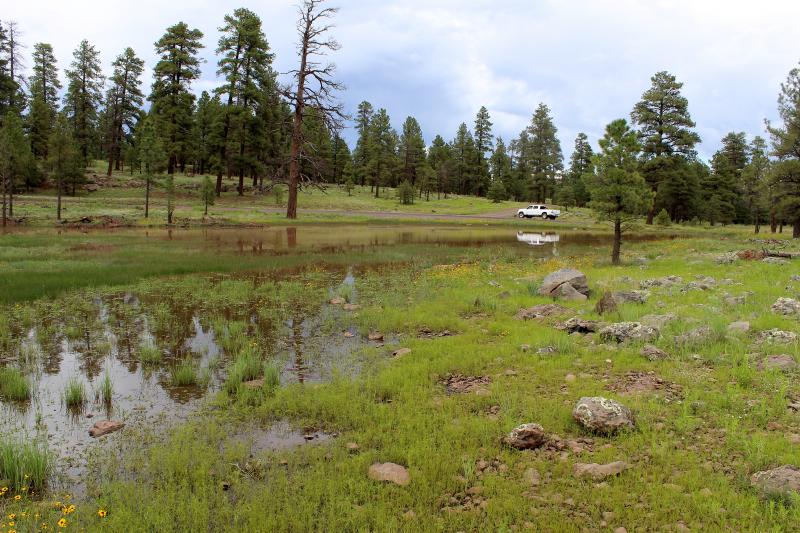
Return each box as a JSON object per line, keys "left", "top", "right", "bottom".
{"left": 549, "top": 215, "right": 557, "bottom": 220}
{"left": 518, "top": 212, "right": 525, "bottom": 218}
{"left": 542, "top": 213, "right": 549, "bottom": 220}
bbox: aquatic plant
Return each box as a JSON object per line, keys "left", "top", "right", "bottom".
{"left": 0, "top": 366, "right": 30, "bottom": 401}
{"left": 0, "top": 437, "right": 52, "bottom": 491}
{"left": 170, "top": 360, "right": 198, "bottom": 387}
{"left": 63, "top": 377, "right": 86, "bottom": 408}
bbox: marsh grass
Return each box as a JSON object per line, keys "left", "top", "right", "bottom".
{"left": 170, "top": 360, "right": 199, "bottom": 387}
{"left": 262, "top": 362, "right": 281, "bottom": 394}
{"left": 0, "top": 437, "right": 52, "bottom": 491}
{"left": 224, "top": 348, "right": 263, "bottom": 394}
{"left": 100, "top": 371, "right": 113, "bottom": 404}
{"left": 63, "top": 377, "right": 86, "bottom": 408}
{"left": 0, "top": 366, "right": 31, "bottom": 401}
{"left": 138, "top": 344, "right": 162, "bottom": 365}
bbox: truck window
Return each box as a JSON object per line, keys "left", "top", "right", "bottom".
{"left": 540, "top": 206, "right": 547, "bottom": 209}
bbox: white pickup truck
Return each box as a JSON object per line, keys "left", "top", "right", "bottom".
{"left": 517, "top": 204, "right": 561, "bottom": 220}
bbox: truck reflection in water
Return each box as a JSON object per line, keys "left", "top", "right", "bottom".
{"left": 516, "top": 232, "right": 560, "bottom": 255}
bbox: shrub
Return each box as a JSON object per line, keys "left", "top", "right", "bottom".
{"left": 655, "top": 208, "right": 672, "bottom": 226}
{"left": 0, "top": 366, "right": 31, "bottom": 401}
{"left": 397, "top": 181, "right": 415, "bottom": 205}
{"left": 273, "top": 185, "right": 285, "bottom": 206}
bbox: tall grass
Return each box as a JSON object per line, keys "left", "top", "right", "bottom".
{"left": 223, "top": 348, "right": 263, "bottom": 394}
{"left": 0, "top": 366, "right": 31, "bottom": 401}
{"left": 170, "top": 360, "right": 198, "bottom": 387}
{"left": 0, "top": 437, "right": 52, "bottom": 491}
{"left": 63, "top": 377, "right": 86, "bottom": 408}
{"left": 100, "top": 371, "right": 113, "bottom": 404}
{"left": 138, "top": 344, "right": 162, "bottom": 365}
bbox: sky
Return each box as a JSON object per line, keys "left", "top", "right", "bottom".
{"left": 5, "top": 0, "right": 800, "bottom": 161}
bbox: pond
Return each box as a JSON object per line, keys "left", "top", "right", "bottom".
{"left": 0, "top": 225, "right": 669, "bottom": 495}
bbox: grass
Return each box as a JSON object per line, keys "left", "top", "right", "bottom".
{"left": 63, "top": 377, "right": 86, "bottom": 408}
{"left": 100, "top": 371, "right": 113, "bottom": 404}
{"left": 170, "top": 360, "right": 199, "bottom": 387}
{"left": 138, "top": 344, "right": 162, "bottom": 365}
{"left": 2, "top": 221, "right": 800, "bottom": 530}
{"left": 0, "top": 437, "right": 52, "bottom": 492}
{"left": 0, "top": 367, "right": 30, "bottom": 401}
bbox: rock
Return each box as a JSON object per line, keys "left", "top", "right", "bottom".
{"left": 599, "top": 322, "right": 659, "bottom": 343}
{"left": 763, "top": 257, "right": 789, "bottom": 265}
{"left": 639, "top": 313, "right": 677, "bottom": 329}
{"left": 614, "top": 528, "right": 628, "bottom": 533}
{"left": 641, "top": 344, "right": 668, "bottom": 361}
{"left": 537, "top": 345, "right": 558, "bottom": 355}
{"left": 343, "top": 303, "right": 360, "bottom": 311}
{"left": 724, "top": 294, "right": 747, "bottom": 306}
{"left": 613, "top": 291, "right": 649, "bottom": 304}
{"left": 595, "top": 292, "right": 618, "bottom": 315}
{"left": 346, "top": 442, "right": 360, "bottom": 453}
{"left": 640, "top": 276, "right": 682, "bottom": 289}
{"left": 488, "top": 280, "right": 501, "bottom": 288}
{"left": 538, "top": 269, "right": 590, "bottom": 298}
{"left": 756, "top": 329, "right": 798, "bottom": 345}
{"left": 728, "top": 321, "right": 751, "bottom": 333}
{"left": 573, "top": 397, "right": 635, "bottom": 434}
{"left": 329, "top": 297, "right": 346, "bottom": 305}
{"left": 560, "top": 317, "right": 603, "bottom": 334}
{"left": 565, "top": 374, "right": 577, "bottom": 383}
{"left": 392, "top": 348, "right": 412, "bottom": 358}
{"left": 344, "top": 331, "right": 355, "bottom": 338}
{"left": 502, "top": 423, "right": 550, "bottom": 450}
{"left": 573, "top": 461, "right": 628, "bottom": 480}
{"left": 368, "top": 332, "right": 384, "bottom": 341}
{"left": 524, "top": 467, "right": 541, "bottom": 486}
{"left": 674, "top": 326, "right": 713, "bottom": 346}
{"left": 368, "top": 462, "right": 411, "bottom": 486}
{"left": 88, "top": 420, "right": 125, "bottom": 438}
{"left": 520, "top": 344, "right": 531, "bottom": 352}
{"left": 557, "top": 283, "right": 588, "bottom": 302}
{"left": 751, "top": 465, "right": 800, "bottom": 498}
{"left": 515, "top": 304, "right": 569, "bottom": 320}
{"left": 772, "top": 298, "right": 800, "bottom": 316}
{"left": 243, "top": 378, "right": 265, "bottom": 389}
{"left": 759, "top": 354, "right": 797, "bottom": 372}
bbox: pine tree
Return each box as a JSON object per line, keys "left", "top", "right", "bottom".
{"left": 702, "top": 147, "right": 741, "bottom": 225}
{"left": 192, "top": 91, "right": 220, "bottom": 176}
{"left": 521, "top": 103, "right": 563, "bottom": 202}
{"left": 0, "top": 21, "right": 25, "bottom": 115}
{"left": 104, "top": 48, "right": 144, "bottom": 176}
{"left": 585, "top": 119, "right": 651, "bottom": 265}
{"left": 489, "top": 137, "right": 515, "bottom": 199}
{"left": 64, "top": 39, "right": 104, "bottom": 166}
{"left": 0, "top": 112, "right": 32, "bottom": 224}
{"left": 353, "top": 100, "right": 374, "bottom": 186}
{"left": 28, "top": 43, "right": 61, "bottom": 158}
{"left": 631, "top": 71, "right": 700, "bottom": 223}
{"left": 201, "top": 175, "right": 215, "bottom": 215}
{"left": 366, "top": 108, "right": 397, "bottom": 198}
{"left": 399, "top": 116, "right": 425, "bottom": 186}
{"left": 566, "top": 133, "right": 594, "bottom": 206}
{"left": 742, "top": 136, "right": 770, "bottom": 233}
{"left": 767, "top": 61, "right": 800, "bottom": 237}
{"left": 330, "top": 133, "right": 350, "bottom": 184}
{"left": 215, "top": 8, "right": 275, "bottom": 195}
{"left": 136, "top": 115, "right": 166, "bottom": 218}
{"left": 452, "top": 123, "right": 478, "bottom": 195}
{"left": 150, "top": 22, "right": 204, "bottom": 175}
{"left": 428, "top": 134, "right": 452, "bottom": 199}
{"left": 473, "top": 106, "right": 493, "bottom": 194}
{"left": 47, "top": 113, "right": 80, "bottom": 221}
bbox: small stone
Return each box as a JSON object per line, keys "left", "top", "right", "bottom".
{"left": 537, "top": 345, "right": 557, "bottom": 355}
{"left": 392, "top": 348, "right": 412, "bottom": 358}
{"left": 565, "top": 374, "right": 577, "bottom": 383}
{"left": 344, "top": 331, "right": 355, "bottom": 338}
{"left": 368, "top": 331, "right": 384, "bottom": 341}
{"left": 88, "top": 420, "right": 125, "bottom": 438}
{"left": 573, "top": 461, "right": 628, "bottom": 480}
{"left": 503, "top": 423, "right": 549, "bottom": 450}
{"left": 330, "top": 297, "right": 346, "bottom": 305}
{"left": 573, "top": 397, "right": 635, "bottom": 434}
{"left": 728, "top": 321, "right": 750, "bottom": 333}
{"left": 614, "top": 528, "right": 627, "bottom": 533}
{"left": 641, "top": 344, "right": 668, "bottom": 361}
{"left": 368, "top": 462, "right": 411, "bottom": 486}
{"left": 343, "top": 303, "right": 360, "bottom": 311}
{"left": 403, "top": 510, "right": 416, "bottom": 520}
{"left": 346, "top": 442, "right": 360, "bottom": 453}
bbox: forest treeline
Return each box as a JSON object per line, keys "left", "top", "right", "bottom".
{"left": 0, "top": 8, "right": 799, "bottom": 231}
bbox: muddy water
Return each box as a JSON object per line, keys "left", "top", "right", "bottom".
{"left": 0, "top": 226, "right": 668, "bottom": 494}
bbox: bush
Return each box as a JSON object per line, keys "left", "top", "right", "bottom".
{"left": 655, "top": 208, "right": 672, "bottom": 226}
{"left": 397, "top": 181, "right": 415, "bottom": 205}
{"left": 487, "top": 180, "right": 508, "bottom": 203}
{"left": 273, "top": 185, "right": 285, "bottom": 206}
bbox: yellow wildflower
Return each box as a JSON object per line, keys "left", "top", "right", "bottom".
{"left": 13, "top": 495, "right": 20, "bottom": 501}
{"left": 6, "top": 516, "right": 15, "bottom": 521}
{"left": 57, "top": 518, "right": 67, "bottom": 528}
{"left": 97, "top": 509, "right": 107, "bottom": 518}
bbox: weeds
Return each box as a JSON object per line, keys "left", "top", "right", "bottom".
{"left": 170, "top": 360, "right": 199, "bottom": 387}
{"left": 138, "top": 344, "right": 162, "bottom": 365}
{"left": 63, "top": 377, "right": 86, "bottom": 408}
{"left": 0, "top": 437, "right": 52, "bottom": 491}
{"left": 0, "top": 366, "right": 30, "bottom": 401}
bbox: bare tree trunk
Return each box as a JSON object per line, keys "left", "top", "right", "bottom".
{"left": 1, "top": 176, "right": 7, "bottom": 227}
{"left": 145, "top": 179, "right": 150, "bottom": 218}
{"left": 612, "top": 217, "right": 622, "bottom": 265}
{"left": 794, "top": 219, "right": 800, "bottom": 239}
{"left": 286, "top": 40, "right": 308, "bottom": 219}
{"left": 57, "top": 174, "right": 62, "bottom": 221}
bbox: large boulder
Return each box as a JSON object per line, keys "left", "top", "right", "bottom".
{"left": 538, "top": 269, "right": 589, "bottom": 299}
{"left": 502, "top": 423, "right": 550, "bottom": 450}
{"left": 557, "top": 283, "right": 588, "bottom": 302}
{"left": 772, "top": 298, "right": 800, "bottom": 316}
{"left": 368, "top": 463, "right": 411, "bottom": 486}
{"left": 641, "top": 344, "right": 669, "bottom": 361}
{"left": 599, "top": 322, "right": 659, "bottom": 343}
{"left": 751, "top": 465, "right": 800, "bottom": 499}
{"left": 758, "top": 354, "right": 797, "bottom": 372}
{"left": 573, "top": 397, "right": 635, "bottom": 434}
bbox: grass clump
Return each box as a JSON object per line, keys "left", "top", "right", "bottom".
{"left": 0, "top": 437, "right": 52, "bottom": 491}
{"left": 263, "top": 362, "right": 281, "bottom": 393}
{"left": 224, "top": 348, "right": 262, "bottom": 394}
{"left": 100, "top": 371, "right": 113, "bottom": 404}
{"left": 170, "top": 360, "right": 199, "bottom": 387}
{"left": 63, "top": 377, "right": 86, "bottom": 408}
{"left": 0, "top": 366, "right": 31, "bottom": 401}
{"left": 138, "top": 344, "right": 162, "bottom": 365}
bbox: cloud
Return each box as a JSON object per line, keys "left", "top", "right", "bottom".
{"left": 5, "top": 0, "right": 800, "bottom": 160}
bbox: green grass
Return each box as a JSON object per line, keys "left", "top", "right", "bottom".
{"left": 0, "top": 366, "right": 30, "bottom": 401}
{"left": 224, "top": 348, "right": 263, "bottom": 394}
{"left": 0, "top": 437, "right": 52, "bottom": 492}
{"left": 263, "top": 362, "right": 281, "bottom": 394}
{"left": 63, "top": 377, "right": 86, "bottom": 408}
{"left": 138, "top": 344, "right": 162, "bottom": 366}
{"left": 100, "top": 371, "right": 113, "bottom": 404}
{"left": 170, "top": 360, "right": 199, "bottom": 387}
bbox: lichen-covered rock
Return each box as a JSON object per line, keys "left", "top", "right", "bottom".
{"left": 756, "top": 329, "right": 798, "bottom": 345}
{"left": 674, "top": 326, "right": 713, "bottom": 346}
{"left": 612, "top": 291, "right": 649, "bottom": 304}
{"left": 595, "top": 292, "right": 618, "bottom": 315}
{"left": 599, "top": 322, "right": 659, "bottom": 343}
{"left": 538, "top": 269, "right": 589, "bottom": 298}
{"left": 772, "top": 298, "right": 800, "bottom": 316}
{"left": 573, "top": 397, "right": 635, "bottom": 434}
{"left": 758, "top": 354, "right": 797, "bottom": 372}
{"left": 502, "top": 423, "right": 550, "bottom": 450}
{"left": 641, "top": 344, "right": 669, "bottom": 361}
{"left": 639, "top": 314, "right": 677, "bottom": 329}
{"left": 751, "top": 465, "right": 800, "bottom": 498}
{"left": 560, "top": 317, "right": 603, "bottom": 334}
{"left": 640, "top": 276, "right": 682, "bottom": 289}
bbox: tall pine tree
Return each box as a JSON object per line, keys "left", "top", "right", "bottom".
{"left": 104, "top": 47, "right": 144, "bottom": 175}
{"left": 64, "top": 39, "right": 104, "bottom": 165}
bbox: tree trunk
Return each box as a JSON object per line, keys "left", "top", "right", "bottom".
{"left": 238, "top": 171, "right": 244, "bottom": 196}
{"left": 286, "top": 39, "right": 309, "bottom": 220}
{"left": 56, "top": 174, "right": 62, "bottom": 221}
{"left": 1, "top": 178, "right": 7, "bottom": 227}
{"left": 794, "top": 219, "right": 800, "bottom": 239}
{"left": 612, "top": 217, "right": 622, "bottom": 265}
{"left": 145, "top": 179, "right": 150, "bottom": 218}
{"left": 645, "top": 205, "right": 654, "bottom": 225}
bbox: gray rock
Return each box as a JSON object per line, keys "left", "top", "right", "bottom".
{"left": 573, "top": 461, "right": 628, "bottom": 480}
{"left": 557, "top": 282, "right": 588, "bottom": 302}
{"left": 538, "top": 268, "right": 589, "bottom": 298}
{"left": 599, "top": 322, "right": 659, "bottom": 343}
{"left": 573, "top": 397, "right": 635, "bottom": 434}
{"left": 368, "top": 462, "right": 411, "bottom": 486}
{"left": 751, "top": 465, "right": 800, "bottom": 498}
{"left": 502, "top": 423, "right": 550, "bottom": 450}
{"left": 674, "top": 326, "right": 713, "bottom": 346}
{"left": 640, "top": 276, "right": 682, "bottom": 289}
{"left": 639, "top": 313, "right": 677, "bottom": 329}
{"left": 759, "top": 354, "right": 797, "bottom": 372}
{"left": 763, "top": 257, "right": 789, "bottom": 265}
{"left": 516, "top": 304, "right": 570, "bottom": 320}
{"left": 613, "top": 290, "right": 649, "bottom": 304}
{"left": 560, "top": 317, "right": 603, "bottom": 334}
{"left": 756, "top": 329, "right": 798, "bottom": 345}
{"left": 724, "top": 295, "right": 747, "bottom": 306}
{"left": 728, "top": 321, "right": 751, "bottom": 333}
{"left": 772, "top": 298, "right": 800, "bottom": 316}
{"left": 641, "top": 344, "right": 669, "bottom": 361}
{"left": 537, "top": 345, "right": 558, "bottom": 355}
{"left": 595, "top": 292, "right": 618, "bottom": 315}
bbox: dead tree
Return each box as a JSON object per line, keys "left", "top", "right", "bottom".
{"left": 284, "top": 0, "right": 345, "bottom": 219}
